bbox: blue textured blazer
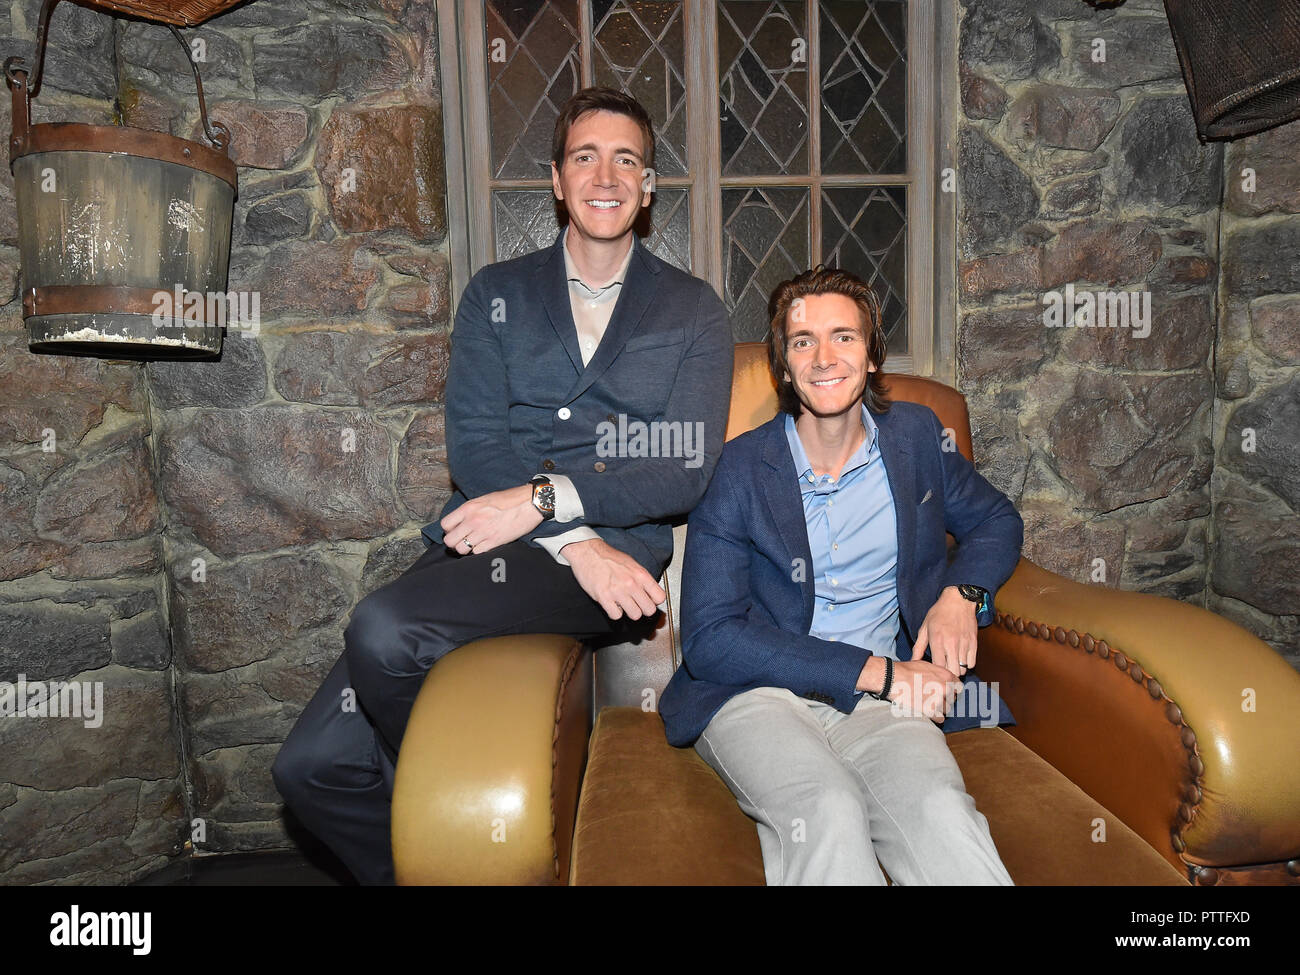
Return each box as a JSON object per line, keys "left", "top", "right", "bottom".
{"left": 659, "top": 402, "right": 1023, "bottom": 747}
{"left": 422, "top": 232, "right": 734, "bottom": 577}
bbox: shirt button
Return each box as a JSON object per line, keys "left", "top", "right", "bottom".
{"left": 830, "top": 577, "right": 838, "bottom": 585}
{"left": 557, "top": 407, "right": 571, "bottom": 420}
{"left": 827, "top": 603, "right": 835, "bottom": 611}
{"left": 833, "top": 543, "right": 838, "bottom": 551}
{"left": 593, "top": 461, "right": 606, "bottom": 473}
{"left": 828, "top": 500, "right": 834, "bottom": 507}
{"left": 828, "top": 636, "right": 838, "bottom": 642}
{"left": 542, "top": 459, "right": 555, "bottom": 471}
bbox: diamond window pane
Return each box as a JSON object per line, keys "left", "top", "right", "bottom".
{"left": 487, "top": 1, "right": 581, "bottom": 179}
{"left": 822, "top": 186, "right": 907, "bottom": 355}
{"left": 593, "top": 1, "right": 689, "bottom": 177}
{"left": 493, "top": 190, "right": 562, "bottom": 260}
{"left": 722, "top": 186, "right": 810, "bottom": 340}
{"left": 643, "top": 188, "right": 691, "bottom": 271}
{"left": 820, "top": 0, "right": 907, "bottom": 174}
{"left": 719, "top": 1, "right": 810, "bottom": 176}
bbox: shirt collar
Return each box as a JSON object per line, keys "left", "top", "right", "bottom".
{"left": 562, "top": 226, "right": 635, "bottom": 297}
{"left": 785, "top": 405, "right": 879, "bottom": 486}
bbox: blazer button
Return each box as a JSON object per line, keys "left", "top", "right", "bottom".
{"left": 542, "top": 459, "right": 555, "bottom": 471}
{"left": 557, "top": 407, "right": 571, "bottom": 420}
{"left": 593, "top": 461, "right": 606, "bottom": 473}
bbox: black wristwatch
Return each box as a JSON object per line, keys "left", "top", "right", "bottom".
{"left": 530, "top": 474, "right": 556, "bottom": 520}
{"left": 957, "top": 583, "right": 991, "bottom": 620}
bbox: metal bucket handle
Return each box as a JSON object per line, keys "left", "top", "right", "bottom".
{"left": 3, "top": 0, "right": 231, "bottom": 152}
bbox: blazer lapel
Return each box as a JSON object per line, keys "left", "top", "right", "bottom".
{"left": 759, "top": 417, "right": 816, "bottom": 629}
{"left": 537, "top": 234, "right": 585, "bottom": 377}
{"left": 564, "top": 235, "right": 658, "bottom": 402}
{"left": 872, "top": 405, "right": 917, "bottom": 659}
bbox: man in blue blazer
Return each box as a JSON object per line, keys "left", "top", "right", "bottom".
{"left": 659, "top": 267, "right": 1021, "bottom": 885}
{"left": 274, "top": 89, "right": 733, "bottom": 884}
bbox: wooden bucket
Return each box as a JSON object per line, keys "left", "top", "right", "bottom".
{"left": 6, "top": 0, "right": 238, "bottom": 359}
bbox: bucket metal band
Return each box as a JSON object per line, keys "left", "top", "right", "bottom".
{"left": 12, "top": 120, "right": 237, "bottom": 186}
{"left": 24, "top": 285, "right": 227, "bottom": 329}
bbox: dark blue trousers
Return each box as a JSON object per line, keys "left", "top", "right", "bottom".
{"left": 271, "top": 539, "right": 627, "bottom": 884}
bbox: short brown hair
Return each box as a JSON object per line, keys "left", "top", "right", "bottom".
{"left": 551, "top": 87, "right": 656, "bottom": 175}
{"left": 767, "top": 266, "right": 891, "bottom": 418}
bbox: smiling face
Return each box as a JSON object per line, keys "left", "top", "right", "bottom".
{"left": 550, "top": 109, "right": 652, "bottom": 247}
{"left": 782, "top": 292, "right": 877, "bottom": 419}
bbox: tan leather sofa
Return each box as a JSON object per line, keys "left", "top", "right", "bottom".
{"left": 391, "top": 344, "right": 1300, "bottom": 885}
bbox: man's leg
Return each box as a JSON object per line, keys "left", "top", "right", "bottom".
{"left": 693, "top": 686, "right": 888, "bottom": 885}
{"left": 823, "top": 695, "right": 1014, "bottom": 886}
{"left": 273, "top": 539, "right": 628, "bottom": 884}
{"left": 271, "top": 652, "right": 396, "bottom": 884}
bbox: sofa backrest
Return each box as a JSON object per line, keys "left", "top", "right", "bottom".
{"left": 591, "top": 342, "right": 976, "bottom": 715}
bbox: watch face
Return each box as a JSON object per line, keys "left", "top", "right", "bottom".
{"left": 535, "top": 484, "right": 556, "bottom": 512}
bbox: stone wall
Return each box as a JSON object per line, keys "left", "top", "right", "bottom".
{"left": 0, "top": 0, "right": 449, "bottom": 883}
{"left": 956, "top": 0, "right": 1296, "bottom": 667}
{"left": 1212, "top": 124, "right": 1300, "bottom": 662}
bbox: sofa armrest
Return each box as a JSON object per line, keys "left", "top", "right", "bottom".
{"left": 978, "top": 558, "right": 1300, "bottom": 881}
{"left": 391, "top": 633, "right": 593, "bottom": 884}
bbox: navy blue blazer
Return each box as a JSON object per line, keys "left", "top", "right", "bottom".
{"left": 659, "top": 402, "right": 1023, "bottom": 747}
{"left": 422, "top": 232, "right": 734, "bottom": 577}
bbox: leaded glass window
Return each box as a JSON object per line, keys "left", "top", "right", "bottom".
{"left": 439, "top": 0, "right": 941, "bottom": 374}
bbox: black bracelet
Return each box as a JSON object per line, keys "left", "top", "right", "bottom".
{"left": 875, "top": 656, "right": 894, "bottom": 701}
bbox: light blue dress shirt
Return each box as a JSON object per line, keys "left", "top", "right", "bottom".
{"left": 784, "top": 405, "right": 901, "bottom": 662}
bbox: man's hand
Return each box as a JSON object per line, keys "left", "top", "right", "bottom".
{"left": 563, "top": 537, "right": 666, "bottom": 621}
{"left": 440, "top": 484, "right": 542, "bottom": 556}
{"left": 911, "top": 586, "right": 979, "bottom": 679}
{"left": 857, "top": 656, "right": 959, "bottom": 724}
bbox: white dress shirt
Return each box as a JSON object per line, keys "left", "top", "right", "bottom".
{"left": 535, "top": 227, "right": 635, "bottom": 565}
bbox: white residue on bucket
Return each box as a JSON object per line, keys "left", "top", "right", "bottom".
{"left": 168, "top": 199, "right": 206, "bottom": 234}
{"left": 47, "top": 326, "right": 214, "bottom": 348}
{"left": 63, "top": 201, "right": 105, "bottom": 275}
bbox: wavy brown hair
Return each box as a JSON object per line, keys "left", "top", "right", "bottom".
{"left": 551, "top": 87, "right": 656, "bottom": 175}
{"left": 766, "top": 266, "right": 891, "bottom": 418}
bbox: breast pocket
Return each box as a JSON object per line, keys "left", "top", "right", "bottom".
{"left": 606, "top": 328, "right": 686, "bottom": 417}
{"left": 621, "top": 327, "right": 685, "bottom": 355}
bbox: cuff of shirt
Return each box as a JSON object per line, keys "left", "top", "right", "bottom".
{"left": 535, "top": 526, "right": 601, "bottom": 566}
{"left": 548, "top": 474, "right": 584, "bottom": 524}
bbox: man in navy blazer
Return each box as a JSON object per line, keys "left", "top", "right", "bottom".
{"left": 273, "top": 89, "right": 732, "bottom": 884}
{"left": 659, "top": 267, "right": 1021, "bottom": 885}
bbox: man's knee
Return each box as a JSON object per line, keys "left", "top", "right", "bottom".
{"left": 342, "top": 586, "right": 439, "bottom": 694}
{"left": 804, "top": 782, "right": 870, "bottom": 840}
